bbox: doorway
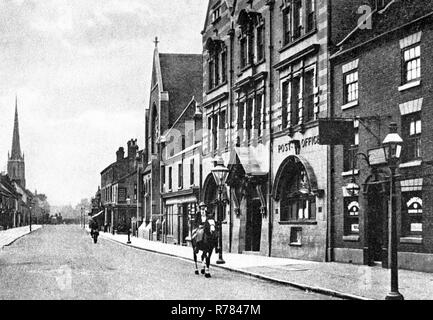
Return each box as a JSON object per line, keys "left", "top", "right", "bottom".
{"left": 245, "top": 199, "right": 262, "bottom": 252}
{"left": 182, "top": 203, "right": 190, "bottom": 245}
{"left": 367, "top": 185, "right": 388, "bottom": 265}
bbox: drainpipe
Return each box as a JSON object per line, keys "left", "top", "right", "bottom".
{"left": 326, "top": 2, "right": 334, "bottom": 263}
{"left": 228, "top": 24, "right": 235, "bottom": 253}
{"left": 266, "top": 0, "right": 275, "bottom": 257}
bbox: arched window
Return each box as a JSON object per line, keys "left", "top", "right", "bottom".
{"left": 151, "top": 104, "right": 159, "bottom": 155}
{"left": 344, "top": 197, "right": 360, "bottom": 235}
{"left": 278, "top": 159, "right": 316, "bottom": 222}
{"left": 205, "top": 38, "right": 227, "bottom": 90}
{"left": 402, "top": 193, "right": 423, "bottom": 237}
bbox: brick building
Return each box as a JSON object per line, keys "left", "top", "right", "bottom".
{"left": 0, "top": 174, "right": 19, "bottom": 229}
{"left": 160, "top": 98, "right": 203, "bottom": 245}
{"left": 201, "top": 0, "right": 330, "bottom": 261}
{"left": 101, "top": 139, "right": 141, "bottom": 234}
{"left": 329, "top": 0, "right": 433, "bottom": 272}
{"left": 142, "top": 42, "right": 203, "bottom": 241}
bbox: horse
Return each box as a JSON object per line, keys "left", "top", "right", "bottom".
{"left": 191, "top": 219, "right": 218, "bottom": 278}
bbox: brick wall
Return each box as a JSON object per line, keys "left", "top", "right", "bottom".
{"left": 331, "top": 21, "right": 433, "bottom": 263}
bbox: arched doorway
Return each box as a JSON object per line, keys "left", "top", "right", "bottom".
{"left": 226, "top": 149, "right": 267, "bottom": 253}
{"left": 202, "top": 174, "right": 218, "bottom": 218}
{"left": 363, "top": 170, "right": 390, "bottom": 267}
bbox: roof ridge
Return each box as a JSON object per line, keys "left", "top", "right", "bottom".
{"left": 159, "top": 53, "right": 202, "bottom": 57}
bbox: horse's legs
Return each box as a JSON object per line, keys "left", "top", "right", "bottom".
{"left": 193, "top": 247, "right": 199, "bottom": 275}
{"left": 201, "top": 253, "right": 206, "bottom": 275}
{"left": 205, "top": 251, "right": 211, "bottom": 278}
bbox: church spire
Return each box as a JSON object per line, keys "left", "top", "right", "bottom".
{"left": 11, "top": 95, "right": 22, "bottom": 160}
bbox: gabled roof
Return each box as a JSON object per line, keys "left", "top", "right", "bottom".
{"left": 162, "top": 97, "right": 200, "bottom": 141}
{"left": 203, "top": 0, "right": 237, "bottom": 33}
{"left": 337, "top": 0, "right": 433, "bottom": 51}
{"left": 158, "top": 53, "right": 203, "bottom": 125}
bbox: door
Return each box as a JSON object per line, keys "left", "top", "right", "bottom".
{"left": 368, "top": 185, "right": 387, "bottom": 264}
{"left": 245, "top": 199, "right": 262, "bottom": 252}
{"left": 182, "top": 203, "right": 190, "bottom": 245}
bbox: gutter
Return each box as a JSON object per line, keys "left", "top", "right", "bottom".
{"left": 331, "top": 12, "right": 433, "bottom": 60}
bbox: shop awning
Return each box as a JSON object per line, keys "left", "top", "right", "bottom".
{"left": 230, "top": 147, "right": 268, "bottom": 177}
{"left": 91, "top": 210, "right": 104, "bottom": 219}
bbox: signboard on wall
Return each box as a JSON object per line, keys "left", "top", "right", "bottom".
{"left": 318, "top": 119, "right": 355, "bottom": 146}
{"left": 368, "top": 147, "right": 387, "bottom": 166}
{"left": 118, "top": 188, "right": 127, "bottom": 203}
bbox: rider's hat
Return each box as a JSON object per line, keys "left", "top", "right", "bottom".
{"left": 199, "top": 202, "right": 207, "bottom": 209}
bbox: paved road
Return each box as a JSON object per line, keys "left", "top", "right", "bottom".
{"left": 0, "top": 225, "right": 340, "bottom": 300}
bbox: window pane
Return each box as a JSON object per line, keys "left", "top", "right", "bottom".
{"left": 281, "top": 81, "right": 290, "bottom": 129}
{"left": 291, "top": 76, "right": 301, "bottom": 125}
{"left": 304, "top": 69, "right": 315, "bottom": 123}
{"left": 416, "top": 120, "right": 422, "bottom": 134}
{"left": 415, "top": 45, "right": 421, "bottom": 57}
{"left": 410, "top": 121, "right": 415, "bottom": 136}
{"left": 345, "top": 71, "right": 358, "bottom": 103}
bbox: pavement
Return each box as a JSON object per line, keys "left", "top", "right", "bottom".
{"left": 98, "top": 230, "right": 433, "bottom": 300}
{"left": 0, "top": 225, "right": 42, "bottom": 248}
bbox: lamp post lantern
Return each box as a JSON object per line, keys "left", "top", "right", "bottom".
{"left": 211, "top": 157, "right": 229, "bottom": 265}
{"left": 383, "top": 123, "right": 404, "bottom": 301}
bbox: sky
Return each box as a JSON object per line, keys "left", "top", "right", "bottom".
{"left": 0, "top": 0, "right": 208, "bottom": 206}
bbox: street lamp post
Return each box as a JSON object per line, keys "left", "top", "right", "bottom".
{"left": 383, "top": 122, "right": 404, "bottom": 301}
{"left": 29, "top": 204, "right": 32, "bottom": 232}
{"left": 127, "top": 197, "right": 132, "bottom": 244}
{"left": 211, "top": 158, "right": 229, "bottom": 265}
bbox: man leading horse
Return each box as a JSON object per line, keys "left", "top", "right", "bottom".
{"left": 191, "top": 202, "right": 218, "bottom": 278}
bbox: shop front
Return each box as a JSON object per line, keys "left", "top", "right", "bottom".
{"left": 162, "top": 190, "right": 199, "bottom": 246}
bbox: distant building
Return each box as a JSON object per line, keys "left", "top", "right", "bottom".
{"left": 5, "top": 97, "right": 32, "bottom": 227}
{"left": 100, "top": 139, "right": 141, "bottom": 234}
{"left": 8, "top": 97, "right": 26, "bottom": 189}
{"left": 0, "top": 174, "right": 19, "bottom": 229}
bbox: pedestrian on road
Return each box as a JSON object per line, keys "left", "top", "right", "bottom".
{"left": 89, "top": 217, "right": 99, "bottom": 236}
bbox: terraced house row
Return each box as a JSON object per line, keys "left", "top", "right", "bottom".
{"left": 95, "top": 0, "right": 433, "bottom": 273}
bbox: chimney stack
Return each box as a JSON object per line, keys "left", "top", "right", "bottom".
{"left": 116, "top": 147, "right": 125, "bottom": 162}
{"left": 127, "top": 139, "right": 138, "bottom": 159}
